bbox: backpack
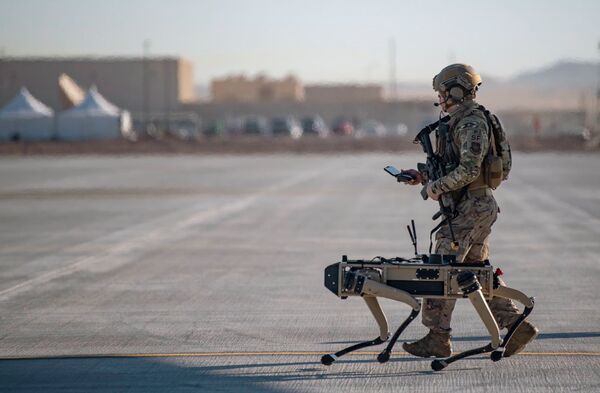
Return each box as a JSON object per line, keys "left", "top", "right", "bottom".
{"left": 478, "top": 105, "right": 512, "bottom": 189}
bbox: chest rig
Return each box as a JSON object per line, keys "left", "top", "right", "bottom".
{"left": 435, "top": 104, "right": 490, "bottom": 197}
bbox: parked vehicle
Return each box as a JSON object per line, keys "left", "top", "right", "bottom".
{"left": 204, "top": 119, "right": 226, "bottom": 137}
{"left": 271, "top": 116, "right": 303, "bottom": 138}
{"left": 224, "top": 117, "right": 244, "bottom": 136}
{"left": 331, "top": 117, "right": 354, "bottom": 136}
{"left": 387, "top": 122, "right": 409, "bottom": 136}
{"left": 397, "top": 122, "right": 409, "bottom": 136}
{"left": 243, "top": 116, "right": 270, "bottom": 136}
{"left": 301, "top": 115, "right": 329, "bottom": 137}
{"left": 355, "top": 119, "right": 387, "bottom": 138}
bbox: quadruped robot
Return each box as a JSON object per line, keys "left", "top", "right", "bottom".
{"left": 321, "top": 250, "right": 535, "bottom": 371}
{"left": 320, "top": 174, "right": 535, "bottom": 371}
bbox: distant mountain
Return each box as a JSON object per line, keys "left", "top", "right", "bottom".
{"left": 391, "top": 61, "right": 599, "bottom": 110}
{"left": 510, "top": 60, "right": 597, "bottom": 91}
{"left": 478, "top": 60, "right": 598, "bottom": 110}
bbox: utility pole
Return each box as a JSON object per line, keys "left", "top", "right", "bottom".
{"left": 163, "top": 59, "right": 171, "bottom": 133}
{"left": 0, "top": 46, "right": 5, "bottom": 106}
{"left": 596, "top": 40, "right": 600, "bottom": 133}
{"left": 142, "top": 39, "right": 150, "bottom": 134}
{"left": 389, "top": 38, "right": 397, "bottom": 101}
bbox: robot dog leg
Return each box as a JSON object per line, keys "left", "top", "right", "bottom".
{"left": 430, "top": 271, "right": 535, "bottom": 371}
{"left": 320, "top": 296, "right": 388, "bottom": 366}
{"left": 321, "top": 268, "right": 420, "bottom": 366}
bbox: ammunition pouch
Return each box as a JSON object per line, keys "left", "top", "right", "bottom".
{"left": 467, "top": 187, "right": 492, "bottom": 198}
{"left": 484, "top": 154, "right": 503, "bottom": 189}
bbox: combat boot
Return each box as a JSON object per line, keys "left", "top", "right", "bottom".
{"left": 504, "top": 320, "right": 539, "bottom": 357}
{"left": 402, "top": 330, "right": 452, "bottom": 358}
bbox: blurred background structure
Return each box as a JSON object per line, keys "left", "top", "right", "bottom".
{"left": 0, "top": 0, "right": 598, "bottom": 147}
{"left": 0, "top": 57, "right": 195, "bottom": 112}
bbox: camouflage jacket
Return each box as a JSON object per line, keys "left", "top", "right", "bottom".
{"left": 429, "top": 100, "right": 490, "bottom": 195}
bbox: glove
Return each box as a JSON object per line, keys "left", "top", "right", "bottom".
{"left": 400, "top": 169, "right": 423, "bottom": 186}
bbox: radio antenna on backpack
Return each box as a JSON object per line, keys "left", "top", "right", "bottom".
{"left": 407, "top": 219, "right": 418, "bottom": 256}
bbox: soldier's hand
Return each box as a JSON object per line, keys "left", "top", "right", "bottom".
{"left": 427, "top": 183, "right": 440, "bottom": 201}
{"left": 401, "top": 169, "right": 422, "bottom": 185}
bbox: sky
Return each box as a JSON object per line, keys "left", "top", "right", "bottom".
{"left": 0, "top": 0, "right": 598, "bottom": 84}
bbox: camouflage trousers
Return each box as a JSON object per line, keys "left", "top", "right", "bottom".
{"left": 423, "top": 193, "right": 521, "bottom": 333}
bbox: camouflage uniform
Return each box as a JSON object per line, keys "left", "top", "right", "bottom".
{"left": 423, "top": 100, "right": 520, "bottom": 333}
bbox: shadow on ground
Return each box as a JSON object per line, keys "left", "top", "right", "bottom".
{"left": 2, "top": 332, "right": 597, "bottom": 392}
{"left": 0, "top": 356, "right": 481, "bottom": 393}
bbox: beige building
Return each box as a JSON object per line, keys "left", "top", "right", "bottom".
{"left": 0, "top": 57, "right": 195, "bottom": 113}
{"left": 211, "top": 74, "right": 304, "bottom": 103}
{"left": 305, "top": 83, "right": 384, "bottom": 104}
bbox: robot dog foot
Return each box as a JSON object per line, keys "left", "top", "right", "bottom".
{"left": 321, "top": 354, "right": 337, "bottom": 366}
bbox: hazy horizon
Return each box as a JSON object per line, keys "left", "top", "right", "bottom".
{"left": 1, "top": 0, "right": 598, "bottom": 84}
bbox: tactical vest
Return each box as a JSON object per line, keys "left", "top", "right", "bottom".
{"left": 436, "top": 104, "right": 512, "bottom": 192}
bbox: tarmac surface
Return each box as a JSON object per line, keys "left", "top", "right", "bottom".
{"left": 0, "top": 152, "right": 599, "bottom": 392}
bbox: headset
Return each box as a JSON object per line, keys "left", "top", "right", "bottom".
{"left": 434, "top": 75, "right": 479, "bottom": 107}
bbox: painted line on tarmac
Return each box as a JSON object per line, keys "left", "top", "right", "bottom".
{"left": 0, "top": 167, "right": 328, "bottom": 301}
{"left": 1, "top": 351, "right": 599, "bottom": 361}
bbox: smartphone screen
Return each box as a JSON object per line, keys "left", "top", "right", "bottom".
{"left": 384, "top": 166, "right": 401, "bottom": 177}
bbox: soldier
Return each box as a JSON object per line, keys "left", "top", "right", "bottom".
{"left": 401, "top": 64, "right": 538, "bottom": 358}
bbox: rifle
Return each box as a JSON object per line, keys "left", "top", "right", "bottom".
{"left": 413, "top": 116, "right": 460, "bottom": 252}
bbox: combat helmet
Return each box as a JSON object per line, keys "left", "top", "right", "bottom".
{"left": 432, "top": 63, "right": 482, "bottom": 100}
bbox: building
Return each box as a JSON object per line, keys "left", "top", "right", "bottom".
{"left": 305, "top": 84, "right": 384, "bottom": 104}
{"left": 211, "top": 74, "right": 304, "bottom": 103}
{"left": 0, "top": 57, "right": 195, "bottom": 114}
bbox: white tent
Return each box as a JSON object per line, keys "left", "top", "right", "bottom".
{"left": 0, "top": 87, "right": 55, "bottom": 141}
{"left": 57, "top": 86, "right": 132, "bottom": 141}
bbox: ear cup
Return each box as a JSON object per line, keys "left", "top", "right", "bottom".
{"left": 449, "top": 86, "right": 464, "bottom": 100}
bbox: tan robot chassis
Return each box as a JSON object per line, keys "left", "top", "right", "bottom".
{"left": 322, "top": 252, "right": 535, "bottom": 371}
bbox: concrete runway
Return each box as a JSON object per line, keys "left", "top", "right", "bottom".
{"left": 0, "top": 153, "right": 599, "bottom": 392}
